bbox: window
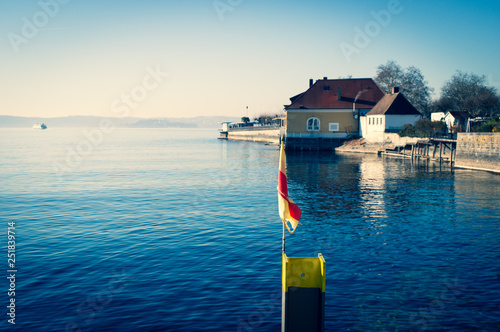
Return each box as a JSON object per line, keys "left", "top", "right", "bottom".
{"left": 380, "top": 117, "right": 383, "bottom": 125}
{"left": 369, "top": 118, "right": 371, "bottom": 125}
{"left": 329, "top": 123, "right": 339, "bottom": 132}
{"left": 323, "top": 85, "right": 330, "bottom": 91}
{"left": 376, "top": 118, "right": 379, "bottom": 125}
{"left": 307, "top": 117, "right": 320, "bottom": 131}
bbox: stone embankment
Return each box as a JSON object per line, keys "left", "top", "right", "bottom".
{"left": 222, "top": 127, "right": 282, "bottom": 144}
{"left": 335, "top": 139, "right": 385, "bottom": 154}
{"left": 336, "top": 134, "right": 421, "bottom": 154}
{"left": 455, "top": 133, "right": 499, "bottom": 173}
{"left": 338, "top": 133, "right": 499, "bottom": 173}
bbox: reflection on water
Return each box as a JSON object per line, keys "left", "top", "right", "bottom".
{"left": 359, "top": 156, "right": 388, "bottom": 221}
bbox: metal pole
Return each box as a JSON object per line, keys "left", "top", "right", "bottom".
{"left": 282, "top": 221, "right": 285, "bottom": 253}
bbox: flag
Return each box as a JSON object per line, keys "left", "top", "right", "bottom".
{"left": 278, "top": 144, "right": 302, "bottom": 233}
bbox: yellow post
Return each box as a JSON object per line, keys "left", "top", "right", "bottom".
{"left": 282, "top": 253, "right": 326, "bottom": 332}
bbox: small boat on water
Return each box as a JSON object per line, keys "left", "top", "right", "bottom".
{"left": 32, "top": 123, "right": 47, "bottom": 130}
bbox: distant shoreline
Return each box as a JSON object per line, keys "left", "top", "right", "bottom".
{"left": 0, "top": 126, "right": 221, "bottom": 130}
{"left": 0, "top": 115, "right": 239, "bottom": 129}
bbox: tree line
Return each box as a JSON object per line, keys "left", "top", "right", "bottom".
{"left": 373, "top": 60, "right": 500, "bottom": 119}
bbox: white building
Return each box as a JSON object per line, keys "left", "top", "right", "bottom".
{"left": 431, "top": 112, "right": 446, "bottom": 122}
{"left": 443, "top": 111, "right": 471, "bottom": 132}
{"left": 360, "top": 91, "right": 422, "bottom": 142}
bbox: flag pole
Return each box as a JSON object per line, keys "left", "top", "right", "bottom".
{"left": 282, "top": 220, "right": 285, "bottom": 253}
{"left": 279, "top": 139, "right": 325, "bottom": 331}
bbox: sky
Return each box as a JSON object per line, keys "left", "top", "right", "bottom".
{"left": 1, "top": 0, "right": 500, "bottom": 119}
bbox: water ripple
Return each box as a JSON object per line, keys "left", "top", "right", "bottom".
{"left": 0, "top": 129, "right": 499, "bottom": 330}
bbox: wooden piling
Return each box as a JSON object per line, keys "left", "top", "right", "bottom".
{"left": 439, "top": 142, "right": 443, "bottom": 163}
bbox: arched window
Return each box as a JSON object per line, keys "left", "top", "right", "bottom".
{"left": 307, "top": 117, "right": 320, "bottom": 131}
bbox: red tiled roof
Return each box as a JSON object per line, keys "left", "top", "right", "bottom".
{"left": 285, "top": 78, "right": 385, "bottom": 110}
{"left": 367, "top": 92, "right": 421, "bottom": 115}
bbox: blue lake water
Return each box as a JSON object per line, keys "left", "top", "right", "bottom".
{"left": 0, "top": 128, "right": 499, "bottom": 331}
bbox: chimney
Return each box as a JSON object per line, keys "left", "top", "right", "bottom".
{"left": 323, "top": 76, "right": 328, "bottom": 80}
{"left": 309, "top": 78, "right": 313, "bottom": 88}
{"left": 337, "top": 87, "right": 341, "bottom": 101}
{"left": 392, "top": 87, "right": 400, "bottom": 94}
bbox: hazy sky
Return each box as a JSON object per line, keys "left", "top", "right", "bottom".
{"left": 1, "top": 0, "right": 499, "bottom": 119}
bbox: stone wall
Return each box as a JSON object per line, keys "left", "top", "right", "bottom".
{"left": 226, "top": 127, "right": 281, "bottom": 144}
{"left": 455, "top": 133, "right": 500, "bottom": 172}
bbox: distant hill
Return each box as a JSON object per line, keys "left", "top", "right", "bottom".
{"left": 0, "top": 115, "right": 240, "bottom": 129}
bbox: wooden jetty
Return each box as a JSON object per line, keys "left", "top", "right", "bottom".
{"left": 380, "top": 138, "right": 457, "bottom": 165}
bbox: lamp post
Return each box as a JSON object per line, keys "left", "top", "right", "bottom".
{"left": 353, "top": 87, "right": 371, "bottom": 136}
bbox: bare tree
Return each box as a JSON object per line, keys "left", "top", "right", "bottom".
{"left": 401, "top": 66, "right": 434, "bottom": 118}
{"left": 374, "top": 60, "right": 404, "bottom": 92}
{"left": 439, "top": 71, "right": 500, "bottom": 118}
{"left": 374, "top": 60, "right": 434, "bottom": 118}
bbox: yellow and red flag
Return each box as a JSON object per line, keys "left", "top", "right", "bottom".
{"left": 278, "top": 144, "right": 302, "bottom": 233}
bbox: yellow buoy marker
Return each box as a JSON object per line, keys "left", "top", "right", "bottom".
{"left": 282, "top": 253, "right": 326, "bottom": 332}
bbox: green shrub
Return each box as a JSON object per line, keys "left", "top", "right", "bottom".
{"left": 475, "top": 116, "right": 500, "bottom": 132}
